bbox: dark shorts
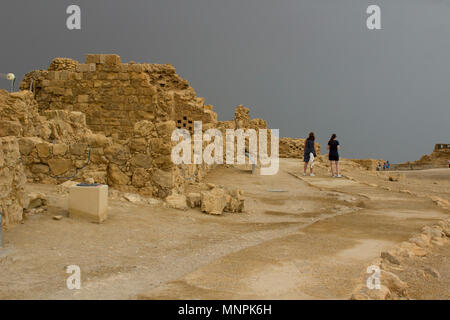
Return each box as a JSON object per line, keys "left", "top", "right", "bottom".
{"left": 304, "top": 152, "right": 315, "bottom": 162}
{"left": 329, "top": 153, "right": 339, "bottom": 161}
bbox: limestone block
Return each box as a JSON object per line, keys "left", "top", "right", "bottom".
{"left": 187, "top": 192, "right": 201, "bottom": 208}
{"left": 165, "top": 193, "right": 188, "bottom": 210}
{"left": 76, "top": 64, "right": 90, "bottom": 72}
{"left": 131, "top": 168, "right": 148, "bottom": 188}
{"left": 69, "top": 184, "right": 108, "bottom": 223}
{"left": 156, "top": 121, "right": 176, "bottom": 138}
{"left": 130, "top": 154, "right": 152, "bottom": 168}
{"left": 85, "top": 54, "right": 103, "bottom": 64}
{"left": 31, "top": 164, "right": 49, "bottom": 174}
{"left": 130, "top": 138, "right": 147, "bottom": 152}
{"left": 52, "top": 144, "right": 68, "bottom": 156}
{"left": 78, "top": 95, "right": 89, "bottom": 103}
{"left": 134, "top": 120, "right": 155, "bottom": 137}
{"left": 104, "top": 144, "right": 130, "bottom": 165}
{"left": 18, "top": 137, "right": 42, "bottom": 156}
{"left": 152, "top": 169, "right": 173, "bottom": 189}
{"left": 70, "top": 143, "right": 88, "bottom": 156}
{"left": 48, "top": 159, "right": 72, "bottom": 175}
{"left": 201, "top": 188, "right": 227, "bottom": 215}
{"left": 36, "top": 143, "right": 52, "bottom": 158}
{"left": 104, "top": 54, "right": 121, "bottom": 66}
{"left": 0, "top": 120, "right": 22, "bottom": 137}
{"left": 107, "top": 164, "right": 130, "bottom": 185}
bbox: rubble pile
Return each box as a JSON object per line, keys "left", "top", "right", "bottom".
{"left": 351, "top": 218, "right": 450, "bottom": 300}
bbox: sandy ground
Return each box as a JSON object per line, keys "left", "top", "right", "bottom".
{"left": 0, "top": 159, "right": 448, "bottom": 299}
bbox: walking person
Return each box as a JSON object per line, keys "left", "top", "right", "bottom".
{"left": 327, "top": 133, "right": 341, "bottom": 178}
{"left": 303, "top": 132, "right": 317, "bottom": 176}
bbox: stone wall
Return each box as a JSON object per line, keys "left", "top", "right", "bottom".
{"left": 0, "top": 137, "right": 27, "bottom": 226}
{"left": 279, "top": 137, "right": 321, "bottom": 159}
{"left": 0, "top": 89, "right": 189, "bottom": 198}
{"left": 396, "top": 147, "right": 450, "bottom": 170}
{"left": 350, "top": 159, "right": 384, "bottom": 171}
{"left": 20, "top": 54, "right": 217, "bottom": 140}
{"left": 11, "top": 54, "right": 294, "bottom": 202}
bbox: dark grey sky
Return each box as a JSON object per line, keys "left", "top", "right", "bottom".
{"left": 1, "top": 0, "right": 449, "bottom": 162}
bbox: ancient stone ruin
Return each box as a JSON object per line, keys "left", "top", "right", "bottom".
{"left": 396, "top": 143, "right": 450, "bottom": 170}
{"left": 1, "top": 54, "right": 300, "bottom": 225}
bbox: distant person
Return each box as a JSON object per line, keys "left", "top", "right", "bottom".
{"left": 377, "top": 162, "right": 382, "bottom": 171}
{"left": 303, "top": 132, "right": 317, "bottom": 176}
{"left": 448, "top": 160, "right": 450, "bottom": 168}
{"left": 386, "top": 161, "right": 390, "bottom": 170}
{"left": 327, "top": 133, "right": 341, "bottom": 178}
{"left": 383, "top": 162, "right": 386, "bottom": 171}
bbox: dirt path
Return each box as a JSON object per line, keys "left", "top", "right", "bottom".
{"left": 0, "top": 159, "right": 448, "bottom": 299}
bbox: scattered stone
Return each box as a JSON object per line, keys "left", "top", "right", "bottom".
{"left": 380, "top": 270, "right": 408, "bottom": 296}
{"left": 186, "top": 193, "right": 201, "bottom": 208}
{"left": 165, "top": 193, "right": 188, "bottom": 210}
{"left": 351, "top": 284, "right": 391, "bottom": 300}
{"left": 201, "top": 187, "right": 227, "bottom": 215}
{"left": 27, "top": 193, "right": 47, "bottom": 209}
{"left": 422, "top": 266, "right": 441, "bottom": 279}
{"left": 422, "top": 226, "right": 444, "bottom": 238}
{"left": 224, "top": 189, "right": 245, "bottom": 213}
{"left": 398, "top": 242, "right": 428, "bottom": 257}
{"left": 53, "top": 215, "right": 63, "bottom": 221}
{"left": 381, "top": 251, "right": 401, "bottom": 265}
{"left": 409, "top": 234, "right": 431, "bottom": 248}
{"left": 123, "top": 193, "right": 143, "bottom": 203}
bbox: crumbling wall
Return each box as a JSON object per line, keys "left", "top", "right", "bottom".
{"left": 396, "top": 147, "right": 450, "bottom": 170}
{"left": 279, "top": 137, "right": 321, "bottom": 159}
{"left": 0, "top": 91, "right": 181, "bottom": 197}
{"left": 20, "top": 54, "right": 217, "bottom": 140}
{"left": 17, "top": 54, "right": 222, "bottom": 197}
{"left": 351, "top": 159, "right": 384, "bottom": 171}
{"left": 0, "top": 137, "right": 27, "bottom": 226}
{"left": 13, "top": 54, "right": 299, "bottom": 200}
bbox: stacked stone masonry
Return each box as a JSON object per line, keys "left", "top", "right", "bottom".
{"left": 1, "top": 54, "right": 322, "bottom": 226}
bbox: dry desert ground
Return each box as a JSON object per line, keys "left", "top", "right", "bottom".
{"left": 1, "top": 159, "right": 449, "bottom": 300}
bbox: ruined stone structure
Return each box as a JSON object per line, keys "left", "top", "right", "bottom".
{"left": 0, "top": 136, "right": 27, "bottom": 226}
{"left": 0, "top": 55, "right": 281, "bottom": 205}
{"left": 350, "top": 159, "right": 384, "bottom": 171}
{"left": 20, "top": 54, "right": 217, "bottom": 140}
{"left": 396, "top": 143, "right": 450, "bottom": 170}
{"left": 1, "top": 54, "right": 323, "bottom": 224}
{"left": 434, "top": 143, "right": 450, "bottom": 151}
{"left": 279, "top": 137, "right": 321, "bottom": 159}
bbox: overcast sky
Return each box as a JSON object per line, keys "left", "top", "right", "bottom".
{"left": 0, "top": 0, "right": 449, "bottom": 162}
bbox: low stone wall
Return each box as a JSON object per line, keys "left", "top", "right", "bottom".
{"left": 20, "top": 54, "right": 219, "bottom": 141}
{"left": 350, "top": 159, "right": 384, "bottom": 171}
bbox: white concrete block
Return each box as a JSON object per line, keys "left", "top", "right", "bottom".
{"left": 69, "top": 184, "right": 108, "bottom": 223}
